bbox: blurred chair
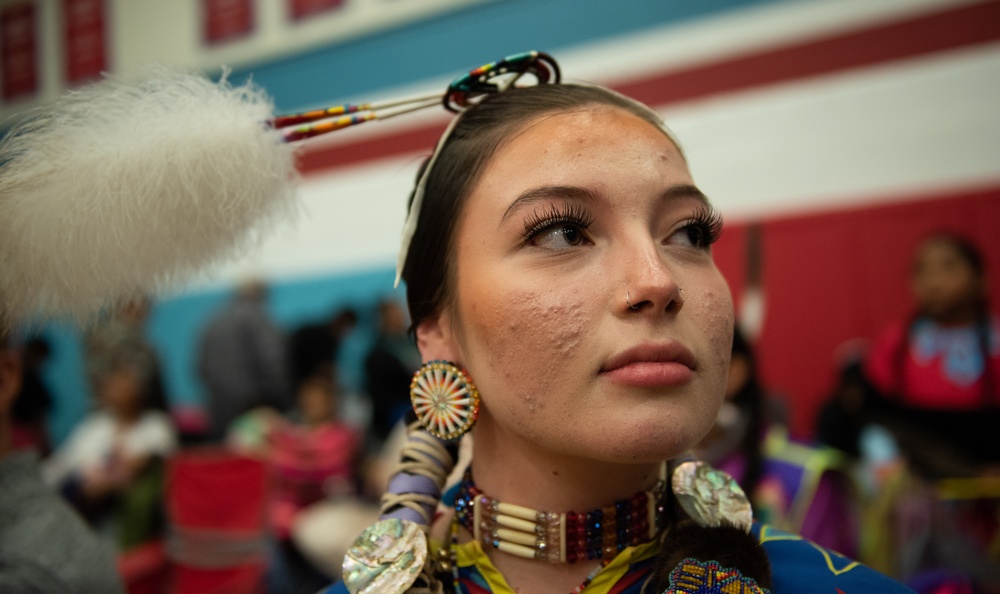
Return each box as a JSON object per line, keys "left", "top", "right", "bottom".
{"left": 165, "top": 449, "right": 271, "bottom": 594}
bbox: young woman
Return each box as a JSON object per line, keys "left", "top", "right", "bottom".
{"left": 336, "top": 71, "right": 913, "bottom": 593}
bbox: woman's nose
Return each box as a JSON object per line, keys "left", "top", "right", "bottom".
{"left": 620, "top": 243, "right": 684, "bottom": 315}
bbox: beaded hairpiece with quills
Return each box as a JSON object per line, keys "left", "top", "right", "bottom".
{"left": 270, "top": 50, "right": 560, "bottom": 287}
{"left": 271, "top": 51, "right": 559, "bottom": 142}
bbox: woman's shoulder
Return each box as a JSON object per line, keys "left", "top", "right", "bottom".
{"left": 752, "top": 524, "right": 915, "bottom": 593}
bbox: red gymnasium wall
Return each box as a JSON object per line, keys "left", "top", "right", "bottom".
{"left": 713, "top": 186, "right": 1000, "bottom": 437}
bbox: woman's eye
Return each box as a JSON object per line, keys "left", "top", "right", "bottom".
{"left": 530, "top": 224, "right": 587, "bottom": 249}
{"left": 667, "top": 209, "right": 722, "bottom": 250}
{"left": 522, "top": 204, "right": 595, "bottom": 250}
{"left": 668, "top": 222, "right": 713, "bottom": 249}
{"left": 678, "top": 224, "right": 706, "bottom": 247}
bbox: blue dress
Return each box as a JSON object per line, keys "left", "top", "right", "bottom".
{"left": 322, "top": 523, "right": 913, "bottom": 593}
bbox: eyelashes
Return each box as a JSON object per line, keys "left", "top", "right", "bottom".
{"left": 521, "top": 203, "right": 595, "bottom": 243}
{"left": 519, "top": 202, "right": 723, "bottom": 249}
{"left": 684, "top": 205, "right": 723, "bottom": 248}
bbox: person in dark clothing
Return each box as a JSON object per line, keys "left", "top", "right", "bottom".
{"left": 10, "top": 336, "right": 54, "bottom": 454}
{"left": 363, "top": 300, "right": 419, "bottom": 443}
{"left": 816, "top": 354, "right": 881, "bottom": 459}
{"left": 198, "top": 281, "right": 291, "bottom": 440}
{"left": 288, "top": 308, "right": 358, "bottom": 389}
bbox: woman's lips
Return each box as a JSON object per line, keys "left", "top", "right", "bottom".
{"left": 600, "top": 342, "right": 696, "bottom": 388}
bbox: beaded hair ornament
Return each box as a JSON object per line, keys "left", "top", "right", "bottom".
{"left": 266, "top": 50, "right": 559, "bottom": 290}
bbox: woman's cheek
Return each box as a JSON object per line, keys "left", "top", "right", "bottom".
{"left": 696, "top": 285, "right": 735, "bottom": 408}
{"left": 462, "top": 286, "right": 591, "bottom": 415}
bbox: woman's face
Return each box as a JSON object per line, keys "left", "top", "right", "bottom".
{"left": 420, "top": 106, "right": 734, "bottom": 463}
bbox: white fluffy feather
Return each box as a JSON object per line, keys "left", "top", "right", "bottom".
{"left": 0, "top": 68, "right": 298, "bottom": 324}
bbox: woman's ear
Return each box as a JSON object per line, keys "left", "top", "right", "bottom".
{"left": 415, "top": 310, "right": 460, "bottom": 363}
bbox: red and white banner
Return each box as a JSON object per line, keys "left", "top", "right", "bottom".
{"left": 1, "top": 2, "right": 38, "bottom": 101}
{"left": 203, "top": 0, "right": 253, "bottom": 45}
{"left": 288, "top": 0, "right": 345, "bottom": 21}
{"left": 63, "top": 0, "right": 106, "bottom": 85}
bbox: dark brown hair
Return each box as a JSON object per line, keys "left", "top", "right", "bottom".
{"left": 400, "top": 83, "right": 675, "bottom": 333}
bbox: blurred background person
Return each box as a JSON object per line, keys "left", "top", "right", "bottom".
{"left": 859, "top": 232, "right": 1000, "bottom": 592}
{"left": 288, "top": 308, "right": 358, "bottom": 391}
{"left": 0, "top": 332, "right": 125, "bottom": 593}
{"left": 697, "top": 328, "right": 859, "bottom": 556}
{"left": 815, "top": 342, "right": 879, "bottom": 460}
{"left": 696, "top": 328, "right": 770, "bottom": 506}
{"left": 10, "top": 335, "right": 54, "bottom": 454}
{"left": 865, "top": 232, "right": 999, "bottom": 478}
{"left": 85, "top": 297, "right": 168, "bottom": 414}
{"left": 44, "top": 351, "right": 177, "bottom": 552}
{"left": 265, "top": 371, "right": 365, "bottom": 594}
{"left": 363, "top": 299, "right": 420, "bottom": 445}
{"left": 223, "top": 362, "right": 370, "bottom": 593}
{"left": 198, "top": 280, "right": 291, "bottom": 441}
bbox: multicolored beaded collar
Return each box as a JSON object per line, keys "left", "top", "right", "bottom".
{"left": 453, "top": 469, "right": 666, "bottom": 564}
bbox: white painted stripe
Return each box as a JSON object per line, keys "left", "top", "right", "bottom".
{"left": 563, "top": 0, "right": 985, "bottom": 87}
{"left": 666, "top": 42, "right": 1000, "bottom": 220}
{"left": 294, "top": 0, "right": 983, "bottom": 153}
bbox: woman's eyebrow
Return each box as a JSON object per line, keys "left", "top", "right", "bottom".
{"left": 663, "top": 184, "right": 710, "bottom": 205}
{"left": 502, "top": 183, "right": 710, "bottom": 223}
{"left": 501, "top": 185, "right": 599, "bottom": 222}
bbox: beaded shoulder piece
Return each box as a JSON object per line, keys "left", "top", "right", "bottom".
{"left": 663, "top": 558, "right": 770, "bottom": 594}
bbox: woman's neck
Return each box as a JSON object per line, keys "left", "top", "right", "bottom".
{"left": 469, "top": 414, "right": 663, "bottom": 514}
{"left": 460, "top": 417, "right": 664, "bottom": 594}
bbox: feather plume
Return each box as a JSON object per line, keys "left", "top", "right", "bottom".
{"left": 0, "top": 67, "right": 298, "bottom": 324}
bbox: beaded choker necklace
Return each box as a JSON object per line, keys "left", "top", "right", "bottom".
{"left": 453, "top": 470, "right": 666, "bottom": 564}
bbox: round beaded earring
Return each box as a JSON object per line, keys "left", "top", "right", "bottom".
{"left": 409, "top": 360, "right": 481, "bottom": 440}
